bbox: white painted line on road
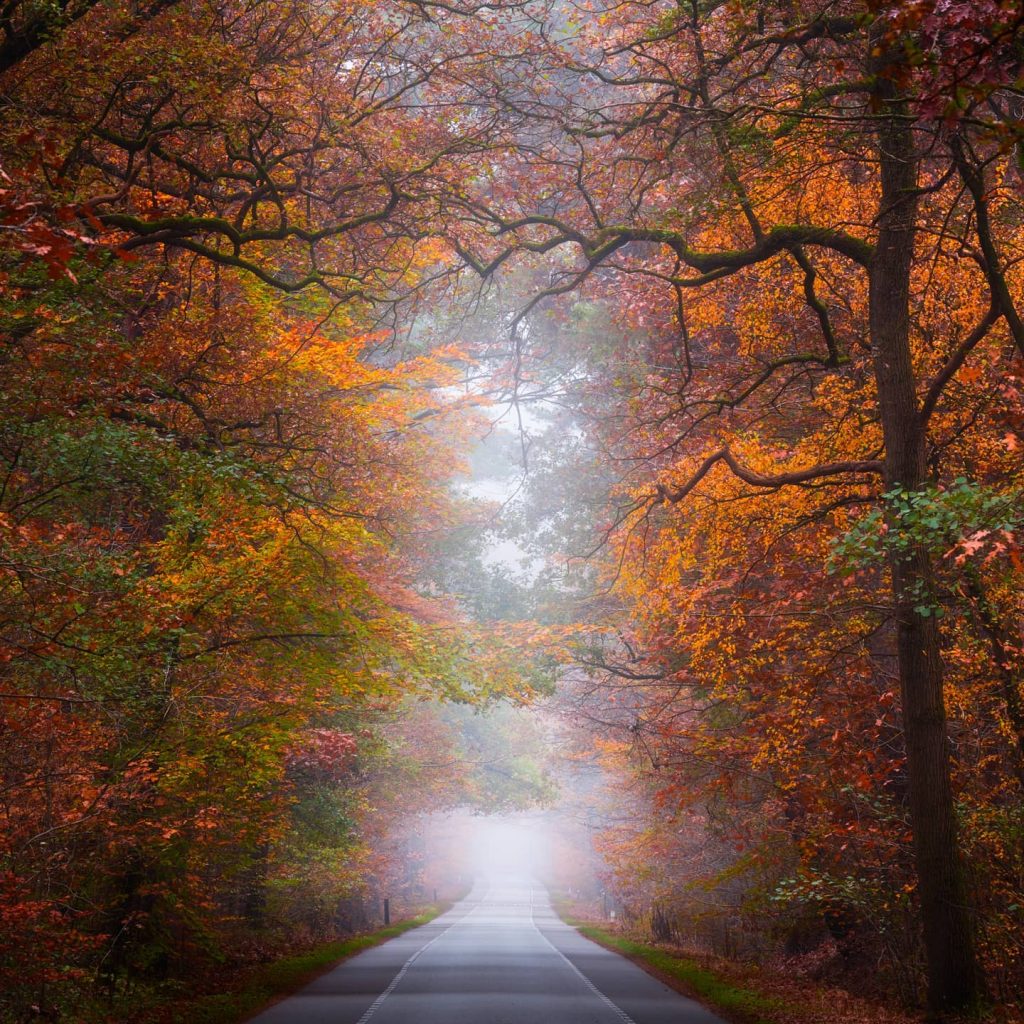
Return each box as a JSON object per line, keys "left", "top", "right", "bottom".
{"left": 352, "top": 940, "right": 435, "bottom": 1024}
{"left": 354, "top": 886, "right": 490, "bottom": 1024}
{"left": 528, "top": 887, "right": 639, "bottom": 1024}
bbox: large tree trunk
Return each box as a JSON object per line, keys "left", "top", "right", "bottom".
{"left": 868, "top": 96, "right": 980, "bottom": 1015}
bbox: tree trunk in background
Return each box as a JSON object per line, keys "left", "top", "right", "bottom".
{"left": 868, "top": 91, "right": 980, "bottom": 1014}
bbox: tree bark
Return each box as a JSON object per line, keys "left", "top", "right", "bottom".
{"left": 868, "top": 91, "right": 980, "bottom": 1015}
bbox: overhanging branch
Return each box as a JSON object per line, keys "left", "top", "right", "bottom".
{"left": 656, "top": 447, "right": 883, "bottom": 503}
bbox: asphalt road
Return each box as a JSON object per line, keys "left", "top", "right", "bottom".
{"left": 248, "top": 875, "right": 725, "bottom": 1024}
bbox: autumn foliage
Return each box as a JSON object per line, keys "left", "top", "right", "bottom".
{"left": 2, "top": 0, "right": 1024, "bottom": 1020}
{"left": 449, "top": 0, "right": 1024, "bottom": 1015}
{"left": 0, "top": 2, "right": 537, "bottom": 1018}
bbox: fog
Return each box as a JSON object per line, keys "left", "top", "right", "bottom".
{"left": 469, "top": 815, "right": 551, "bottom": 879}
{"left": 401, "top": 310, "right": 618, "bottom": 916}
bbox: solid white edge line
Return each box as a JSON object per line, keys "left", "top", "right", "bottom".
{"left": 528, "top": 885, "right": 639, "bottom": 1024}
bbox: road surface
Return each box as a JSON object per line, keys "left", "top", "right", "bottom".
{"left": 248, "top": 876, "right": 725, "bottom": 1024}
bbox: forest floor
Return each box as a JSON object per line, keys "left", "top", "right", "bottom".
{"left": 81, "top": 902, "right": 451, "bottom": 1024}
{"left": 553, "top": 899, "right": 1021, "bottom": 1024}
{"left": 170, "top": 903, "right": 450, "bottom": 1024}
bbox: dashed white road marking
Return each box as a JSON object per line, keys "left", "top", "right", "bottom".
{"left": 354, "top": 887, "right": 489, "bottom": 1024}
{"left": 356, "top": 881, "right": 638, "bottom": 1024}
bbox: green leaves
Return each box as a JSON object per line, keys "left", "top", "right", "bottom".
{"left": 830, "top": 478, "right": 1024, "bottom": 574}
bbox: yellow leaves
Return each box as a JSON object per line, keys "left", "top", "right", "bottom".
{"left": 405, "top": 235, "right": 453, "bottom": 271}
{"left": 283, "top": 328, "right": 387, "bottom": 386}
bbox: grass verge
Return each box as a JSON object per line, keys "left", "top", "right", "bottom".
{"left": 170, "top": 903, "right": 449, "bottom": 1024}
{"left": 554, "top": 903, "right": 784, "bottom": 1024}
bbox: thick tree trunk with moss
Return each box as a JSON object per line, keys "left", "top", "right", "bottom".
{"left": 868, "top": 95, "right": 980, "bottom": 1015}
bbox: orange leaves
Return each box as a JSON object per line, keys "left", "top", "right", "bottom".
{"left": 0, "top": 240, "right": 491, "bottom": 1012}
{"left": 0, "top": 0, "right": 539, "bottom": 1008}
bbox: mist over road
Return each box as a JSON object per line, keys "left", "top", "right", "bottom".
{"left": 249, "top": 875, "right": 724, "bottom": 1024}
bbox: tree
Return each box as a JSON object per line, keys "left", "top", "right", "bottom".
{"left": 454, "top": 0, "right": 1024, "bottom": 1011}
{"left": 0, "top": 0, "right": 539, "bottom": 1002}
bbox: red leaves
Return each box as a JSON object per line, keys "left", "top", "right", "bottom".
{"left": 286, "top": 728, "right": 359, "bottom": 780}
{"left": 875, "top": 0, "right": 1024, "bottom": 127}
{"left": 0, "top": 144, "right": 104, "bottom": 281}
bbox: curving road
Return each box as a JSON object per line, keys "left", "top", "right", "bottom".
{"left": 248, "top": 875, "right": 725, "bottom": 1024}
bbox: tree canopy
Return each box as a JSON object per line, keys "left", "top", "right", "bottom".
{"left": 2, "top": 0, "right": 1024, "bottom": 1019}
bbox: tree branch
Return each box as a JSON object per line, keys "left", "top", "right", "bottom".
{"left": 656, "top": 447, "right": 883, "bottom": 504}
